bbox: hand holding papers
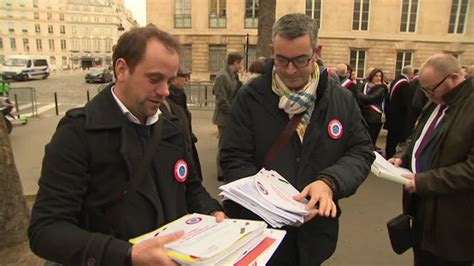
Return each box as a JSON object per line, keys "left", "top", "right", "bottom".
{"left": 371, "top": 151, "right": 411, "bottom": 185}
{"left": 219, "top": 169, "right": 309, "bottom": 228}
{"left": 129, "top": 213, "right": 285, "bottom": 265}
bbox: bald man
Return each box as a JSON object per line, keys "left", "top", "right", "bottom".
{"left": 389, "top": 54, "right": 473, "bottom": 265}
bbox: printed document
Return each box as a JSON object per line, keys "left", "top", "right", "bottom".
{"left": 371, "top": 151, "right": 411, "bottom": 185}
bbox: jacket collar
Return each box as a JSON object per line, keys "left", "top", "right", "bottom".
{"left": 442, "top": 77, "right": 473, "bottom": 106}
{"left": 84, "top": 83, "right": 126, "bottom": 130}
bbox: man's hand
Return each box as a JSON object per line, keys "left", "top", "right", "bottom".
{"left": 402, "top": 173, "right": 416, "bottom": 193}
{"left": 388, "top": 157, "right": 403, "bottom": 167}
{"left": 131, "top": 231, "right": 184, "bottom": 266}
{"left": 294, "top": 180, "right": 337, "bottom": 223}
{"left": 211, "top": 211, "right": 226, "bottom": 222}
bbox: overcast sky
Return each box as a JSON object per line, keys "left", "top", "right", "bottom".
{"left": 124, "top": 0, "right": 146, "bottom": 26}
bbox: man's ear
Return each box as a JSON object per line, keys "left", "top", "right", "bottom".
{"left": 115, "top": 58, "right": 128, "bottom": 81}
{"left": 268, "top": 44, "right": 274, "bottom": 58}
{"left": 315, "top": 45, "right": 322, "bottom": 59}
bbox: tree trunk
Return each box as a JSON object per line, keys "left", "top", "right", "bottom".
{"left": 256, "top": 0, "right": 276, "bottom": 58}
{"left": 0, "top": 114, "right": 30, "bottom": 250}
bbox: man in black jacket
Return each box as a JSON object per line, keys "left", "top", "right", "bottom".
{"left": 28, "top": 26, "right": 224, "bottom": 266}
{"left": 385, "top": 65, "right": 415, "bottom": 158}
{"left": 220, "top": 13, "right": 374, "bottom": 266}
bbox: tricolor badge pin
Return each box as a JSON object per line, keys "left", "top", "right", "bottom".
{"left": 174, "top": 159, "right": 188, "bottom": 183}
{"left": 327, "top": 119, "right": 343, "bottom": 140}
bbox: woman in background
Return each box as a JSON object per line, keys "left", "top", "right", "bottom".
{"left": 358, "top": 68, "right": 388, "bottom": 149}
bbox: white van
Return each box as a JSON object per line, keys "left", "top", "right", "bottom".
{"left": 1, "top": 55, "right": 50, "bottom": 81}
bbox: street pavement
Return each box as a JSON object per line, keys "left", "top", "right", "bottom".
{"left": 8, "top": 77, "right": 412, "bottom": 264}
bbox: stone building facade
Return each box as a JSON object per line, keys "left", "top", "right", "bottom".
{"left": 0, "top": 0, "right": 137, "bottom": 70}
{"left": 148, "top": 0, "right": 474, "bottom": 81}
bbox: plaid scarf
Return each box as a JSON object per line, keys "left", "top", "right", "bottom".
{"left": 271, "top": 63, "right": 320, "bottom": 141}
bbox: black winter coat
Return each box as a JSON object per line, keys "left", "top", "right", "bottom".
{"left": 220, "top": 65, "right": 374, "bottom": 265}
{"left": 28, "top": 86, "right": 222, "bottom": 265}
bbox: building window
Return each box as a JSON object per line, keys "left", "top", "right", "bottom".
{"left": 36, "top": 39, "right": 42, "bottom": 51}
{"left": 47, "top": 12, "right": 52, "bottom": 20}
{"left": 209, "top": 0, "right": 226, "bottom": 28}
{"left": 60, "top": 39, "right": 66, "bottom": 51}
{"left": 93, "top": 39, "right": 101, "bottom": 52}
{"left": 400, "top": 0, "right": 418, "bottom": 32}
{"left": 0, "top": 38, "right": 3, "bottom": 50}
{"left": 33, "top": 0, "right": 38, "bottom": 8}
{"left": 82, "top": 38, "right": 91, "bottom": 52}
{"left": 448, "top": 0, "right": 469, "bottom": 34}
{"left": 395, "top": 51, "right": 413, "bottom": 76}
{"left": 71, "top": 38, "right": 80, "bottom": 51}
{"left": 352, "top": 0, "right": 370, "bottom": 31}
{"left": 104, "top": 39, "right": 111, "bottom": 52}
{"left": 49, "top": 39, "right": 55, "bottom": 51}
{"left": 48, "top": 25, "right": 53, "bottom": 33}
{"left": 60, "top": 25, "right": 65, "bottom": 34}
{"left": 35, "top": 24, "right": 41, "bottom": 33}
{"left": 60, "top": 13, "right": 64, "bottom": 21}
{"left": 23, "top": 38, "right": 29, "bottom": 52}
{"left": 10, "top": 38, "right": 16, "bottom": 50}
{"left": 5, "top": 0, "right": 12, "bottom": 6}
{"left": 208, "top": 45, "right": 226, "bottom": 72}
{"left": 245, "top": 0, "right": 259, "bottom": 28}
{"left": 72, "top": 26, "right": 77, "bottom": 35}
{"left": 34, "top": 12, "right": 39, "bottom": 19}
{"left": 8, "top": 23, "right": 15, "bottom": 33}
{"left": 22, "top": 24, "right": 28, "bottom": 33}
{"left": 350, "top": 49, "right": 366, "bottom": 78}
{"left": 19, "top": 0, "right": 25, "bottom": 7}
{"left": 305, "top": 0, "right": 321, "bottom": 26}
{"left": 180, "top": 45, "right": 192, "bottom": 70}
{"left": 175, "top": 0, "right": 191, "bottom": 28}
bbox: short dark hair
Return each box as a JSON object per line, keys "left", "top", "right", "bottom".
{"left": 112, "top": 26, "right": 180, "bottom": 75}
{"left": 227, "top": 52, "right": 243, "bottom": 65}
{"left": 272, "top": 13, "right": 319, "bottom": 50}
{"left": 249, "top": 60, "right": 265, "bottom": 74}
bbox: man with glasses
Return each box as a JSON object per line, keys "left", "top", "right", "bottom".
{"left": 219, "top": 13, "right": 374, "bottom": 265}
{"left": 389, "top": 54, "right": 473, "bottom": 265}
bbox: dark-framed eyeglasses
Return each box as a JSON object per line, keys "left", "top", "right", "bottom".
{"left": 273, "top": 53, "right": 314, "bottom": 68}
{"left": 419, "top": 74, "right": 451, "bottom": 95}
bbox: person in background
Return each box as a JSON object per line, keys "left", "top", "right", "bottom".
{"left": 389, "top": 53, "right": 473, "bottom": 266}
{"left": 465, "top": 65, "right": 474, "bottom": 78}
{"left": 212, "top": 52, "right": 243, "bottom": 182}
{"left": 385, "top": 65, "right": 415, "bottom": 158}
{"left": 358, "top": 68, "right": 388, "bottom": 149}
{"left": 220, "top": 13, "right": 373, "bottom": 265}
{"left": 165, "top": 67, "right": 204, "bottom": 181}
{"left": 28, "top": 26, "right": 224, "bottom": 266}
{"left": 243, "top": 60, "right": 265, "bottom": 85}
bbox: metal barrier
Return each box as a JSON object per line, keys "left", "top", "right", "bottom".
{"left": 95, "top": 81, "right": 216, "bottom": 110}
{"left": 184, "top": 81, "right": 215, "bottom": 110}
{"left": 9, "top": 87, "right": 38, "bottom": 116}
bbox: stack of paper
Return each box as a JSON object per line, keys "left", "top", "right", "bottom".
{"left": 219, "top": 169, "right": 308, "bottom": 228}
{"left": 371, "top": 151, "right": 411, "bottom": 185}
{"left": 129, "top": 213, "right": 286, "bottom": 265}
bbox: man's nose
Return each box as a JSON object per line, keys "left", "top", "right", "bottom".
{"left": 285, "top": 62, "right": 297, "bottom": 75}
{"left": 156, "top": 82, "right": 170, "bottom": 97}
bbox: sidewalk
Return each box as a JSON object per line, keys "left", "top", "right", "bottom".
{"left": 9, "top": 110, "right": 411, "bottom": 265}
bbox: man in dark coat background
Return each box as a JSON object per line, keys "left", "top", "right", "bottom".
{"left": 212, "top": 52, "right": 243, "bottom": 181}
{"left": 385, "top": 65, "right": 415, "bottom": 158}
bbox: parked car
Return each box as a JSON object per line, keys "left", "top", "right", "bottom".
{"left": 85, "top": 67, "right": 113, "bottom": 83}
